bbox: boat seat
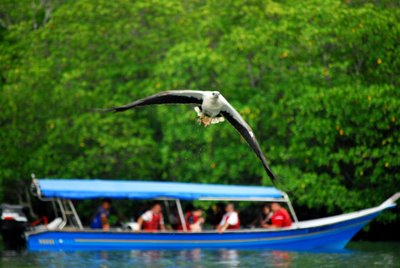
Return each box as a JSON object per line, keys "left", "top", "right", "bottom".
{"left": 47, "top": 217, "right": 63, "bottom": 230}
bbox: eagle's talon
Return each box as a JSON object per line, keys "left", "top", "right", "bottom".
{"left": 197, "top": 113, "right": 221, "bottom": 127}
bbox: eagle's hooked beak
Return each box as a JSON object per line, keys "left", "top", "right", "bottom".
{"left": 212, "top": 92, "right": 220, "bottom": 98}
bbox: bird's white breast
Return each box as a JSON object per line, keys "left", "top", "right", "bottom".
{"left": 202, "top": 95, "right": 224, "bottom": 117}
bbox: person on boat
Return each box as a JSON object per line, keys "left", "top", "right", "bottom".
{"left": 216, "top": 203, "right": 240, "bottom": 232}
{"left": 207, "top": 202, "right": 225, "bottom": 227}
{"left": 90, "top": 198, "right": 112, "bottom": 230}
{"left": 263, "top": 202, "right": 292, "bottom": 228}
{"left": 258, "top": 204, "right": 273, "bottom": 228}
{"left": 178, "top": 207, "right": 205, "bottom": 232}
{"left": 137, "top": 203, "right": 166, "bottom": 231}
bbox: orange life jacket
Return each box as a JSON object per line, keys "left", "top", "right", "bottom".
{"left": 143, "top": 212, "right": 163, "bottom": 231}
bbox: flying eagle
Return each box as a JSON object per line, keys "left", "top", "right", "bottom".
{"left": 106, "top": 90, "right": 276, "bottom": 182}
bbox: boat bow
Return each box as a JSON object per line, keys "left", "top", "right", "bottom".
{"left": 295, "top": 192, "right": 399, "bottom": 229}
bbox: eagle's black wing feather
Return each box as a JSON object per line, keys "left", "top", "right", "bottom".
{"left": 106, "top": 90, "right": 204, "bottom": 112}
{"left": 221, "top": 110, "right": 276, "bottom": 183}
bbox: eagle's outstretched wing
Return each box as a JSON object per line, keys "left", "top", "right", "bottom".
{"left": 220, "top": 98, "right": 276, "bottom": 182}
{"left": 106, "top": 90, "right": 205, "bottom": 112}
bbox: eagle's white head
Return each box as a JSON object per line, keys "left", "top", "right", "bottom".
{"left": 211, "top": 91, "right": 220, "bottom": 99}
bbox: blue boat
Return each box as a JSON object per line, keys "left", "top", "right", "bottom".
{"left": 27, "top": 178, "right": 399, "bottom": 251}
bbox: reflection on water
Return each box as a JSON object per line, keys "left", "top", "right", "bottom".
{"left": 271, "top": 251, "right": 291, "bottom": 268}
{"left": 130, "top": 250, "right": 163, "bottom": 267}
{"left": 1, "top": 242, "right": 400, "bottom": 267}
{"left": 218, "top": 249, "right": 240, "bottom": 266}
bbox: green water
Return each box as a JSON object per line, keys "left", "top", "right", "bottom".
{"left": 1, "top": 242, "right": 399, "bottom": 267}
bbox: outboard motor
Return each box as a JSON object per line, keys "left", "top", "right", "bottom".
{"left": 0, "top": 204, "right": 28, "bottom": 249}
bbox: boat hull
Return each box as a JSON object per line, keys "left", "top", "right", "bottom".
{"left": 27, "top": 211, "right": 379, "bottom": 251}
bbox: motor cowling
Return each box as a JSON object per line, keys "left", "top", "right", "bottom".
{"left": 0, "top": 204, "right": 29, "bottom": 250}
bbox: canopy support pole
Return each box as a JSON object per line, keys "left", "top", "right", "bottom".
{"left": 175, "top": 199, "right": 187, "bottom": 232}
{"left": 163, "top": 200, "right": 173, "bottom": 226}
{"left": 56, "top": 199, "right": 67, "bottom": 229}
{"left": 67, "top": 200, "right": 83, "bottom": 230}
{"left": 55, "top": 199, "right": 83, "bottom": 229}
{"left": 283, "top": 193, "right": 298, "bottom": 223}
{"left": 52, "top": 200, "right": 59, "bottom": 218}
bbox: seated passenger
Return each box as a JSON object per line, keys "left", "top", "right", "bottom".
{"left": 90, "top": 198, "right": 112, "bottom": 230}
{"left": 263, "top": 202, "right": 292, "bottom": 228}
{"left": 207, "top": 202, "right": 225, "bottom": 227}
{"left": 137, "top": 203, "right": 165, "bottom": 231}
{"left": 216, "top": 203, "right": 240, "bottom": 232}
{"left": 179, "top": 208, "right": 205, "bottom": 232}
{"left": 259, "top": 204, "right": 273, "bottom": 228}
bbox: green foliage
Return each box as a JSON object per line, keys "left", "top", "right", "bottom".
{"left": 0, "top": 0, "right": 399, "bottom": 225}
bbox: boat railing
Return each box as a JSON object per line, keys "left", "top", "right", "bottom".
{"left": 31, "top": 175, "right": 83, "bottom": 230}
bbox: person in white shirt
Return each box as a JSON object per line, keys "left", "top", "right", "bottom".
{"left": 217, "top": 203, "right": 240, "bottom": 233}
{"left": 137, "top": 203, "right": 165, "bottom": 231}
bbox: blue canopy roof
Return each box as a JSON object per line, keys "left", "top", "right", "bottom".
{"left": 36, "top": 179, "right": 284, "bottom": 200}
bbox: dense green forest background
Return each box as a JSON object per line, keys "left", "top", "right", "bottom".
{"left": 0, "top": 0, "right": 399, "bottom": 233}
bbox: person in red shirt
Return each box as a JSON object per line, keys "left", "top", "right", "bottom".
{"left": 137, "top": 203, "right": 166, "bottom": 231}
{"left": 263, "top": 202, "right": 292, "bottom": 228}
{"left": 178, "top": 208, "right": 205, "bottom": 232}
